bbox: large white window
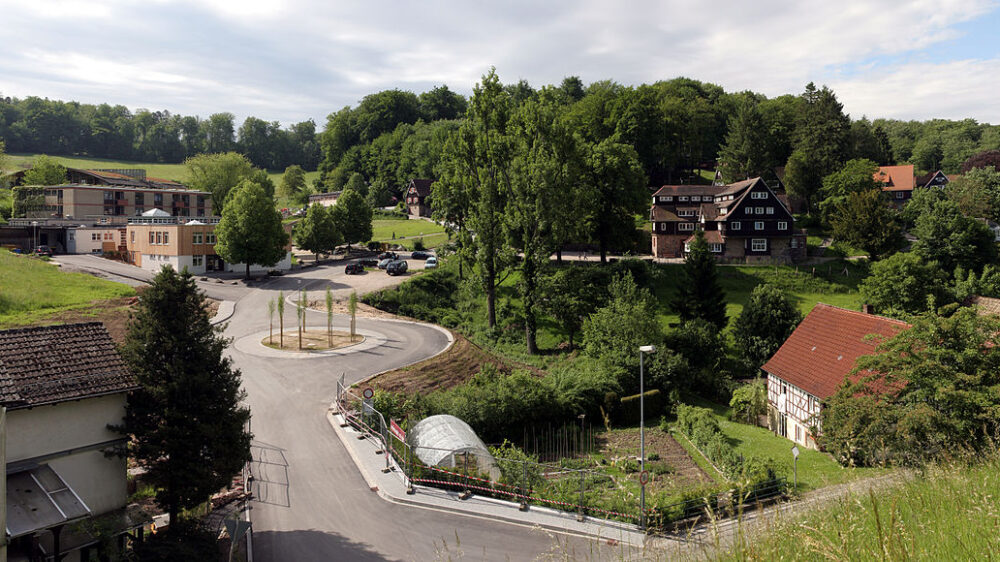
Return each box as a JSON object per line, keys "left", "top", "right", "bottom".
{"left": 751, "top": 191, "right": 767, "bottom": 199}
{"left": 193, "top": 232, "right": 203, "bottom": 244}
{"left": 755, "top": 221, "right": 764, "bottom": 230}
{"left": 193, "top": 256, "right": 203, "bottom": 267}
{"left": 755, "top": 207, "right": 764, "bottom": 214}
{"left": 678, "top": 223, "right": 695, "bottom": 231}
{"left": 659, "top": 223, "right": 666, "bottom": 231}
{"left": 710, "top": 243, "right": 723, "bottom": 253}
{"left": 731, "top": 221, "right": 741, "bottom": 230}
{"left": 766, "top": 207, "right": 774, "bottom": 214}
{"left": 745, "top": 207, "right": 754, "bottom": 215}
{"left": 752, "top": 238, "right": 767, "bottom": 251}
{"left": 895, "top": 191, "right": 904, "bottom": 199}
{"left": 691, "top": 196, "right": 701, "bottom": 202}
{"left": 778, "top": 221, "right": 788, "bottom": 230}
{"left": 659, "top": 196, "right": 672, "bottom": 202}
{"left": 678, "top": 209, "right": 696, "bottom": 216}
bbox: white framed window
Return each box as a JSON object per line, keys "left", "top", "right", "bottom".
{"left": 678, "top": 209, "right": 695, "bottom": 216}
{"left": 755, "top": 207, "right": 764, "bottom": 214}
{"left": 678, "top": 196, "right": 689, "bottom": 202}
{"left": 752, "top": 238, "right": 767, "bottom": 251}
{"left": 658, "top": 196, "right": 670, "bottom": 202}
{"left": 193, "top": 256, "right": 203, "bottom": 267}
{"left": 659, "top": 223, "right": 666, "bottom": 231}
{"left": 778, "top": 221, "right": 788, "bottom": 230}
{"left": 720, "top": 207, "right": 728, "bottom": 214}
{"left": 731, "top": 221, "right": 741, "bottom": 230}
{"left": 193, "top": 232, "right": 203, "bottom": 244}
{"left": 755, "top": 221, "right": 764, "bottom": 230}
{"left": 691, "top": 196, "right": 701, "bottom": 202}
{"left": 710, "top": 243, "right": 723, "bottom": 253}
{"left": 149, "top": 232, "right": 155, "bottom": 244}
{"left": 895, "top": 191, "right": 904, "bottom": 199}
{"left": 684, "top": 242, "right": 691, "bottom": 252}
{"left": 678, "top": 223, "right": 695, "bottom": 231}
{"left": 745, "top": 207, "right": 753, "bottom": 215}
{"left": 751, "top": 191, "right": 767, "bottom": 199}
{"left": 163, "top": 232, "right": 169, "bottom": 245}
{"left": 155, "top": 232, "right": 161, "bottom": 244}
{"left": 766, "top": 207, "right": 774, "bottom": 214}
{"left": 131, "top": 231, "right": 135, "bottom": 243}
{"left": 206, "top": 233, "right": 216, "bottom": 244}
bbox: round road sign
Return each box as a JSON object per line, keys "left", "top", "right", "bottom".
{"left": 639, "top": 470, "right": 649, "bottom": 486}
{"left": 362, "top": 388, "right": 374, "bottom": 399}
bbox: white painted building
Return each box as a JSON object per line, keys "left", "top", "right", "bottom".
{"left": 66, "top": 226, "right": 125, "bottom": 254}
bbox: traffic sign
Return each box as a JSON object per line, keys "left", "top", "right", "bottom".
{"left": 639, "top": 470, "right": 649, "bottom": 486}
{"left": 791, "top": 445, "right": 800, "bottom": 459}
{"left": 362, "top": 388, "right": 374, "bottom": 399}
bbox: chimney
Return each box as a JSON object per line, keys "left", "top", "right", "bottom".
{"left": 862, "top": 304, "right": 873, "bottom": 315}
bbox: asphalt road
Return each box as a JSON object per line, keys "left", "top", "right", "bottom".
{"left": 225, "top": 270, "right": 625, "bottom": 561}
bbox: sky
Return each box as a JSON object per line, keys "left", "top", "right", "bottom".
{"left": 2, "top": 0, "right": 1000, "bottom": 127}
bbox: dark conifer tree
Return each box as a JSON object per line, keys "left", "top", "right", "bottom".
{"left": 671, "top": 230, "right": 728, "bottom": 330}
{"left": 116, "top": 267, "right": 251, "bottom": 529}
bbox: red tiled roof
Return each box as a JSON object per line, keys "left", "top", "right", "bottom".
{"left": 875, "top": 165, "right": 915, "bottom": 192}
{"left": 650, "top": 206, "right": 682, "bottom": 221}
{"left": 0, "top": 323, "right": 136, "bottom": 409}
{"left": 684, "top": 230, "right": 724, "bottom": 244}
{"left": 762, "top": 304, "right": 910, "bottom": 399}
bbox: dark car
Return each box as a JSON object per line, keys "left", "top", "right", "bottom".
{"left": 378, "top": 251, "right": 398, "bottom": 260}
{"left": 386, "top": 260, "right": 408, "bottom": 276}
{"left": 35, "top": 245, "right": 53, "bottom": 257}
{"left": 345, "top": 263, "right": 364, "bottom": 275}
{"left": 377, "top": 258, "right": 393, "bottom": 269}
{"left": 358, "top": 258, "right": 378, "bottom": 267}
{"left": 410, "top": 250, "right": 431, "bottom": 260}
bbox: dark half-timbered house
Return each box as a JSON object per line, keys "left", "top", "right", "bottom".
{"left": 405, "top": 179, "right": 433, "bottom": 217}
{"left": 649, "top": 177, "right": 805, "bottom": 262}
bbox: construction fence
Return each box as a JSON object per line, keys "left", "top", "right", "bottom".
{"left": 336, "top": 377, "right": 786, "bottom": 533}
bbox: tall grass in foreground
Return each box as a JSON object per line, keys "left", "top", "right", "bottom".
{"left": 715, "top": 456, "right": 1000, "bottom": 561}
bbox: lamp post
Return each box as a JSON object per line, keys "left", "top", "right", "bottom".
{"left": 31, "top": 221, "right": 38, "bottom": 252}
{"left": 638, "top": 344, "right": 656, "bottom": 529}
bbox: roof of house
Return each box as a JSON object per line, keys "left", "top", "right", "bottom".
{"left": 762, "top": 304, "right": 910, "bottom": 400}
{"left": 650, "top": 206, "right": 682, "bottom": 221}
{"left": 0, "top": 322, "right": 136, "bottom": 409}
{"left": 308, "top": 191, "right": 341, "bottom": 201}
{"left": 685, "top": 230, "right": 724, "bottom": 244}
{"left": 408, "top": 179, "right": 434, "bottom": 197}
{"left": 972, "top": 296, "right": 1000, "bottom": 316}
{"left": 876, "top": 165, "right": 916, "bottom": 192}
{"left": 652, "top": 185, "right": 722, "bottom": 197}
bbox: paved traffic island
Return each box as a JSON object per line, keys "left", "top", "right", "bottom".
{"left": 260, "top": 330, "right": 364, "bottom": 352}
{"left": 234, "top": 326, "right": 387, "bottom": 359}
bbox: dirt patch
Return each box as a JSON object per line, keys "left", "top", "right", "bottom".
{"left": 262, "top": 329, "right": 362, "bottom": 351}
{"left": 367, "top": 333, "right": 505, "bottom": 394}
{"left": 598, "top": 428, "right": 714, "bottom": 493}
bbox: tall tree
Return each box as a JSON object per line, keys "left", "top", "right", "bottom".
{"left": 202, "top": 112, "right": 236, "bottom": 153}
{"left": 858, "top": 252, "right": 950, "bottom": 316}
{"left": 22, "top": 154, "right": 67, "bottom": 185}
{"left": 912, "top": 198, "right": 997, "bottom": 273}
{"left": 732, "top": 284, "right": 802, "bottom": 369}
{"left": 786, "top": 83, "right": 851, "bottom": 213}
{"left": 215, "top": 180, "right": 289, "bottom": 278}
{"left": 830, "top": 189, "right": 905, "bottom": 260}
{"left": 279, "top": 164, "right": 308, "bottom": 203}
{"left": 671, "top": 230, "right": 728, "bottom": 329}
{"left": 116, "top": 267, "right": 251, "bottom": 528}
{"left": 507, "top": 94, "right": 579, "bottom": 353}
{"left": 818, "top": 157, "right": 881, "bottom": 223}
{"left": 330, "top": 188, "right": 373, "bottom": 252}
{"left": 184, "top": 152, "right": 256, "bottom": 208}
{"left": 439, "top": 68, "right": 515, "bottom": 329}
{"left": 419, "top": 84, "right": 468, "bottom": 121}
{"left": 581, "top": 137, "right": 646, "bottom": 262}
{"left": 717, "top": 95, "right": 773, "bottom": 182}
{"left": 294, "top": 203, "right": 341, "bottom": 261}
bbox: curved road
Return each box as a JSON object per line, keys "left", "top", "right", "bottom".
{"left": 225, "top": 269, "right": 624, "bottom": 561}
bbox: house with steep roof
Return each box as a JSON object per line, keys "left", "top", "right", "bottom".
{"left": 2, "top": 322, "right": 146, "bottom": 561}
{"left": 649, "top": 177, "right": 805, "bottom": 262}
{"left": 916, "top": 170, "right": 951, "bottom": 191}
{"left": 761, "top": 304, "right": 910, "bottom": 449}
{"left": 876, "top": 165, "right": 916, "bottom": 206}
{"left": 405, "top": 179, "right": 434, "bottom": 217}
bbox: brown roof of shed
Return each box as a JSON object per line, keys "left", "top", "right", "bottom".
{"left": 762, "top": 304, "right": 909, "bottom": 400}
{"left": 0, "top": 323, "right": 136, "bottom": 409}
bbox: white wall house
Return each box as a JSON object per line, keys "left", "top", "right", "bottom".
{"left": 762, "top": 303, "right": 909, "bottom": 450}
{"left": 66, "top": 226, "right": 124, "bottom": 254}
{"left": 2, "top": 323, "right": 144, "bottom": 561}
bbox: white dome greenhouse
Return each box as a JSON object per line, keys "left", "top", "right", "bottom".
{"left": 407, "top": 414, "right": 500, "bottom": 481}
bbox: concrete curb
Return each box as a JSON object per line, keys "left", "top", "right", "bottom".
{"left": 325, "top": 407, "right": 645, "bottom": 545}
{"left": 211, "top": 300, "right": 237, "bottom": 326}
{"left": 349, "top": 320, "right": 455, "bottom": 389}
{"left": 233, "top": 327, "right": 384, "bottom": 359}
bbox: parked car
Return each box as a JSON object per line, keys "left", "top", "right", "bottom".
{"left": 378, "top": 251, "right": 398, "bottom": 260}
{"left": 358, "top": 258, "right": 379, "bottom": 267}
{"left": 345, "top": 263, "right": 364, "bottom": 275}
{"left": 386, "top": 260, "right": 408, "bottom": 276}
{"left": 34, "top": 245, "right": 53, "bottom": 257}
{"left": 410, "top": 250, "right": 431, "bottom": 260}
{"left": 424, "top": 256, "right": 438, "bottom": 269}
{"left": 377, "top": 258, "right": 393, "bottom": 269}
{"left": 267, "top": 269, "right": 284, "bottom": 276}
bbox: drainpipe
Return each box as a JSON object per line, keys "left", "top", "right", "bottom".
{"left": 1, "top": 406, "right": 7, "bottom": 562}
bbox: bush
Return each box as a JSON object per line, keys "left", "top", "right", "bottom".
{"left": 618, "top": 457, "right": 639, "bottom": 473}
{"left": 647, "top": 452, "right": 660, "bottom": 461}
{"left": 412, "top": 237, "right": 425, "bottom": 251}
{"left": 650, "top": 462, "right": 673, "bottom": 475}
{"left": 729, "top": 380, "right": 767, "bottom": 425}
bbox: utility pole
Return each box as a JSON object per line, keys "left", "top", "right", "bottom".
{"left": 638, "top": 345, "right": 656, "bottom": 530}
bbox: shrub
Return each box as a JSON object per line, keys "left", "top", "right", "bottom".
{"left": 412, "top": 237, "right": 426, "bottom": 251}
{"left": 618, "top": 389, "right": 664, "bottom": 425}
{"left": 729, "top": 380, "right": 767, "bottom": 425}
{"left": 647, "top": 452, "right": 660, "bottom": 461}
{"left": 618, "top": 457, "right": 639, "bottom": 473}
{"left": 650, "top": 462, "right": 673, "bottom": 475}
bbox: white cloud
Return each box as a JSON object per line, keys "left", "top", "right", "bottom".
{"left": 0, "top": 0, "right": 998, "bottom": 124}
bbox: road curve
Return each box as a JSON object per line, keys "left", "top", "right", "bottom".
{"left": 229, "top": 271, "right": 614, "bottom": 561}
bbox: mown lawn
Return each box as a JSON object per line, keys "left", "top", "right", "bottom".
{"left": 370, "top": 218, "right": 446, "bottom": 241}
{"left": 3, "top": 153, "right": 320, "bottom": 191}
{"left": 687, "top": 397, "right": 884, "bottom": 492}
{"left": 0, "top": 249, "right": 135, "bottom": 326}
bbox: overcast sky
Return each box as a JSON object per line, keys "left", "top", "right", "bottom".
{"left": 2, "top": 0, "right": 1000, "bottom": 127}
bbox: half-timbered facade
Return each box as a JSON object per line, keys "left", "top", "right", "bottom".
{"left": 917, "top": 170, "right": 951, "bottom": 190}
{"left": 649, "top": 177, "right": 805, "bottom": 262}
{"left": 761, "top": 304, "right": 910, "bottom": 449}
{"left": 405, "top": 179, "right": 433, "bottom": 217}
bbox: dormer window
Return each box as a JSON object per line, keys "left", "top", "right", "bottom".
{"left": 678, "top": 196, "right": 689, "bottom": 202}
{"left": 751, "top": 191, "right": 767, "bottom": 199}
{"left": 691, "top": 196, "right": 700, "bottom": 202}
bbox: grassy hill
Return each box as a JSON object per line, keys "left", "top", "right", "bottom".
{"left": 2, "top": 153, "right": 321, "bottom": 193}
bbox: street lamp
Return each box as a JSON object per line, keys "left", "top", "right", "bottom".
{"left": 638, "top": 344, "right": 656, "bottom": 529}
{"left": 31, "top": 221, "right": 38, "bottom": 252}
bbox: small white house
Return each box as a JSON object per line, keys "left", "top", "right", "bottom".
{"left": 762, "top": 304, "right": 909, "bottom": 449}
{"left": 66, "top": 226, "right": 125, "bottom": 254}
{"left": 2, "top": 323, "right": 145, "bottom": 561}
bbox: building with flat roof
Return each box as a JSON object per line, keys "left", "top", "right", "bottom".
{"left": 18, "top": 183, "right": 212, "bottom": 221}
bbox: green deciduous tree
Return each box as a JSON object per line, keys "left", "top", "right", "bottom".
{"left": 540, "top": 267, "right": 606, "bottom": 350}
{"left": 330, "top": 188, "right": 373, "bottom": 252}
{"left": 830, "top": 189, "right": 905, "bottom": 260}
{"left": 294, "top": 204, "right": 341, "bottom": 261}
{"left": 912, "top": 198, "right": 997, "bottom": 273}
{"left": 116, "top": 267, "right": 251, "bottom": 528}
{"left": 858, "top": 252, "right": 950, "bottom": 316}
{"left": 184, "top": 152, "right": 256, "bottom": 208}
{"left": 580, "top": 137, "right": 646, "bottom": 262}
{"left": 732, "top": 284, "right": 802, "bottom": 369}
{"left": 23, "top": 154, "right": 67, "bottom": 185}
{"left": 946, "top": 166, "right": 1000, "bottom": 221}
{"left": 671, "top": 230, "right": 728, "bottom": 330}
{"left": 278, "top": 164, "right": 308, "bottom": 204}
{"left": 821, "top": 307, "right": 1000, "bottom": 466}
{"left": 349, "top": 290, "right": 358, "bottom": 342}
{"left": 582, "top": 272, "right": 663, "bottom": 382}
{"left": 215, "top": 180, "right": 289, "bottom": 279}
